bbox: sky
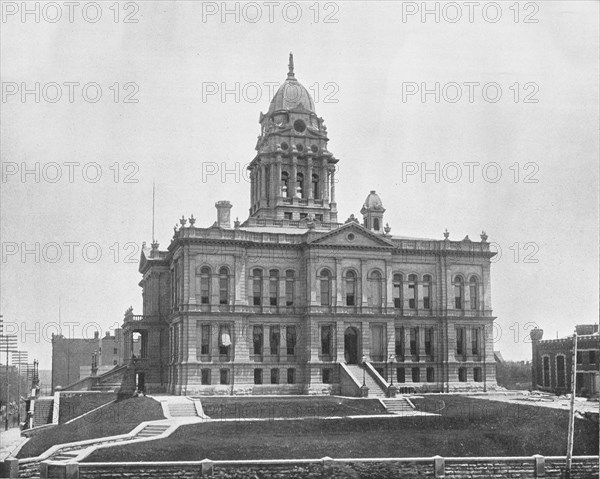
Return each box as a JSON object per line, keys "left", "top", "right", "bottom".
{"left": 1, "top": 1, "right": 598, "bottom": 367}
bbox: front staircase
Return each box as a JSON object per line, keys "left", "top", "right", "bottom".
{"left": 32, "top": 398, "right": 54, "bottom": 427}
{"left": 382, "top": 398, "right": 415, "bottom": 414}
{"left": 168, "top": 400, "right": 198, "bottom": 417}
{"left": 344, "top": 364, "right": 387, "bottom": 397}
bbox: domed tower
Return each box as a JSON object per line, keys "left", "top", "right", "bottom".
{"left": 361, "top": 190, "right": 385, "bottom": 233}
{"left": 247, "top": 53, "right": 339, "bottom": 223}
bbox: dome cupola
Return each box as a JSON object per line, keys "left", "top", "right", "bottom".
{"left": 361, "top": 190, "right": 386, "bottom": 233}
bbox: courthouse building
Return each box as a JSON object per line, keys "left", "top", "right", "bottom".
{"left": 121, "top": 56, "right": 498, "bottom": 396}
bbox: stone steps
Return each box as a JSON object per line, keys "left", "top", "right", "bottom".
{"left": 168, "top": 402, "right": 198, "bottom": 417}
{"left": 382, "top": 398, "right": 415, "bottom": 413}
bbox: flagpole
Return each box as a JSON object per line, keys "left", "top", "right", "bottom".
{"left": 565, "top": 331, "right": 577, "bottom": 479}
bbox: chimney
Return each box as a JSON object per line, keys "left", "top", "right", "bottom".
{"left": 215, "top": 201, "right": 232, "bottom": 228}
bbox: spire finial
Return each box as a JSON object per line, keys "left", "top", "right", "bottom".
{"left": 288, "top": 52, "right": 295, "bottom": 79}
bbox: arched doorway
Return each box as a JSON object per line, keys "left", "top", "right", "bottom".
{"left": 344, "top": 327, "right": 359, "bottom": 364}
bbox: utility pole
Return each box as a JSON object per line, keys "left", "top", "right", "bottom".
{"left": 565, "top": 332, "right": 577, "bottom": 479}
{"left": 1, "top": 317, "right": 18, "bottom": 430}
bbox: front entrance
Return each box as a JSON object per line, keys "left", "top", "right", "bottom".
{"left": 344, "top": 327, "right": 359, "bottom": 364}
{"left": 135, "top": 372, "right": 145, "bottom": 392}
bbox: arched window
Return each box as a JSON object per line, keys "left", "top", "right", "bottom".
{"left": 393, "top": 274, "right": 403, "bottom": 309}
{"left": 320, "top": 269, "right": 331, "bottom": 306}
{"left": 285, "top": 270, "right": 295, "bottom": 306}
{"left": 219, "top": 267, "right": 229, "bottom": 305}
{"left": 423, "top": 275, "right": 432, "bottom": 310}
{"left": 312, "top": 174, "right": 319, "bottom": 199}
{"left": 281, "top": 171, "right": 289, "bottom": 197}
{"left": 408, "top": 274, "right": 417, "bottom": 309}
{"left": 200, "top": 266, "right": 211, "bottom": 305}
{"left": 346, "top": 270, "right": 357, "bottom": 306}
{"left": 469, "top": 276, "right": 478, "bottom": 310}
{"left": 370, "top": 270, "right": 383, "bottom": 309}
{"left": 373, "top": 218, "right": 380, "bottom": 231}
{"left": 269, "top": 269, "right": 279, "bottom": 306}
{"left": 252, "top": 269, "right": 263, "bottom": 306}
{"left": 296, "top": 173, "right": 304, "bottom": 198}
{"left": 454, "top": 276, "right": 464, "bottom": 309}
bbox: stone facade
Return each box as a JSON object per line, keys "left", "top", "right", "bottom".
{"left": 531, "top": 324, "right": 599, "bottom": 396}
{"left": 121, "top": 55, "right": 498, "bottom": 396}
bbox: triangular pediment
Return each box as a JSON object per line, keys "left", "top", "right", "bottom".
{"left": 308, "top": 222, "right": 394, "bottom": 248}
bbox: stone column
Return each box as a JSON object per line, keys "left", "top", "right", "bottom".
{"left": 418, "top": 326, "right": 427, "bottom": 361}
{"left": 404, "top": 327, "right": 412, "bottom": 363}
{"left": 306, "top": 156, "right": 313, "bottom": 199}
{"left": 361, "top": 321, "right": 371, "bottom": 361}
{"left": 417, "top": 282, "right": 424, "bottom": 311}
{"left": 211, "top": 323, "right": 219, "bottom": 360}
{"left": 322, "top": 159, "right": 328, "bottom": 201}
{"left": 210, "top": 273, "right": 219, "bottom": 308}
{"left": 335, "top": 258, "right": 342, "bottom": 306}
{"left": 260, "top": 162, "right": 266, "bottom": 204}
{"left": 234, "top": 252, "right": 246, "bottom": 306}
{"left": 275, "top": 157, "right": 282, "bottom": 200}
{"left": 360, "top": 260, "right": 368, "bottom": 308}
{"left": 291, "top": 156, "right": 298, "bottom": 201}
{"left": 330, "top": 168, "right": 336, "bottom": 203}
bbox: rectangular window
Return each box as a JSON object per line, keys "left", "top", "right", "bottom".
{"left": 253, "top": 325, "right": 263, "bottom": 355}
{"left": 322, "top": 368, "right": 332, "bottom": 384}
{"left": 556, "top": 356, "right": 566, "bottom": 388}
{"left": 201, "top": 276, "right": 210, "bottom": 305}
{"left": 285, "top": 276, "right": 294, "bottom": 306}
{"left": 286, "top": 326, "right": 297, "bottom": 356}
{"left": 543, "top": 357, "right": 550, "bottom": 386}
{"left": 397, "top": 368, "right": 405, "bottom": 383}
{"left": 218, "top": 324, "right": 231, "bottom": 357}
{"left": 284, "top": 212, "right": 292, "bottom": 220}
{"left": 412, "top": 367, "right": 420, "bottom": 382}
{"left": 473, "top": 367, "right": 482, "bottom": 382}
{"left": 270, "top": 326, "right": 280, "bottom": 356}
{"left": 253, "top": 276, "right": 262, "bottom": 306}
{"left": 270, "top": 368, "right": 279, "bottom": 384}
{"left": 300, "top": 213, "right": 308, "bottom": 219}
{"left": 395, "top": 327, "right": 405, "bottom": 360}
{"left": 200, "top": 324, "right": 210, "bottom": 355}
{"left": 315, "top": 214, "right": 323, "bottom": 222}
{"left": 113, "top": 359, "right": 117, "bottom": 365}
{"left": 113, "top": 348, "right": 118, "bottom": 355}
{"left": 589, "top": 351, "right": 597, "bottom": 364}
{"left": 456, "top": 327, "right": 464, "bottom": 356}
{"left": 220, "top": 369, "right": 230, "bottom": 385}
{"left": 287, "top": 368, "right": 296, "bottom": 384}
{"left": 201, "top": 369, "right": 211, "bottom": 385}
{"left": 320, "top": 275, "right": 330, "bottom": 306}
{"left": 254, "top": 368, "right": 263, "bottom": 385}
{"left": 269, "top": 275, "right": 278, "bottom": 306}
{"left": 219, "top": 275, "right": 228, "bottom": 305}
{"left": 393, "top": 283, "right": 401, "bottom": 309}
{"left": 408, "top": 283, "right": 416, "bottom": 309}
{"left": 471, "top": 328, "right": 480, "bottom": 356}
{"left": 423, "top": 283, "right": 431, "bottom": 309}
{"left": 577, "top": 351, "right": 583, "bottom": 364}
{"left": 426, "top": 367, "right": 435, "bottom": 382}
{"left": 458, "top": 367, "right": 467, "bottom": 382}
{"left": 321, "top": 325, "right": 333, "bottom": 356}
{"left": 424, "top": 327, "right": 433, "bottom": 357}
{"left": 410, "top": 328, "right": 418, "bottom": 356}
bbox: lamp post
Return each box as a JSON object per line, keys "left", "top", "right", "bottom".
{"left": 388, "top": 354, "right": 396, "bottom": 386}
{"left": 361, "top": 355, "right": 367, "bottom": 387}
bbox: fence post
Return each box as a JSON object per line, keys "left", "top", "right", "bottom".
{"left": 433, "top": 455, "right": 445, "bottom": 478}
{"left": 65, "top": 462, "right": 79, "bottom": 479}
{"left": 322, "top": 456, "right": 333, "bottom": 476}
{"left": 201, "top": 458, "right": 213, "bottom": 476}
{"left": 533, "top": 454, "right": 545, "bottom": 478}
{"left": 2, "top": 458, "right": 19, "bottom": 478}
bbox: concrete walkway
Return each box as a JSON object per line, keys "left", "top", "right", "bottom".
{"left": 0, "top": 427, "right": 27, "bottom": 461}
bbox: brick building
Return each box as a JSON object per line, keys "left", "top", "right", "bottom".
{"left": 531, "top": 324, "right": 600, "bottom": 397}
{"left": 121, "top": 55, "right": 498, "bottom": 396}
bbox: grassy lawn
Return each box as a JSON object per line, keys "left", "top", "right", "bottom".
{"left": 85, "top": 395, "right": 599, "bottom": 462}
{"left": 200, "top": 396, "right": 388, "bottom": 419}
{"left": 18, "top": 397, "right": 164, "bottom": 458}
{"left": 58, "top": 393, "right": 117, "bottom": 424}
